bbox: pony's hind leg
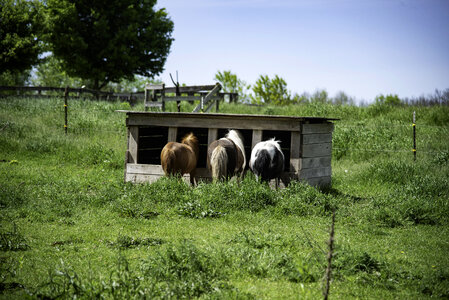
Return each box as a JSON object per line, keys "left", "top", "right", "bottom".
{"left": 275, "top": 178, "right": 280, "bottom": 189}
{"left": 189, "top": 170, "right": 197, "bottom": 186}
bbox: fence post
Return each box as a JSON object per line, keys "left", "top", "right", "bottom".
{"left": 64, "top": 86, "right": 68, "bottom": 134}
{"left": 323, "top": 209, "right": 336, "bottom": 300}
{"left": 413, "top": 111, "right": 416, "bottom": 161}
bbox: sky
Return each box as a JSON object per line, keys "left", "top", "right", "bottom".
{"left": 156, "top": 0, "right": 449, "bottom": 103}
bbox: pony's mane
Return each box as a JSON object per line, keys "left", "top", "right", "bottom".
{"left": 265, "top": 138, "right": 282, "bottom": 152}
{"left": 225, "top": 130, "right": 246, "bottom": 169}
{"left": 181, "top": 133, "right": 198, "bottom": 145}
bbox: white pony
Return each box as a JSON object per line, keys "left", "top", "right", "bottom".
{"left": 249, "top": 138, "right": 284, "bottom": 187}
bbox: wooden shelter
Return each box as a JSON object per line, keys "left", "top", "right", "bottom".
{"left": 119, "top": 111, "right": 338, "bottom": 188}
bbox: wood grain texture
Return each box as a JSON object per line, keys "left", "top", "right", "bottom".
{"left": 128, "top": 126, "right": 139, "bottom": 163}
{"left": 302, "top": 143, "right": 332, "bottom": 158}
{"left": 302, "top": 123, "right": 334, "bottom": 134}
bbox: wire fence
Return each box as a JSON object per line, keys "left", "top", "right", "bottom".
{"left": 1, "top": 96, "right": 448, "bottom": 159}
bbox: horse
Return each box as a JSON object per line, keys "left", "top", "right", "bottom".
{"left": 207, "top": 129, "right": 246, "bottom": 181}
{"left": 160, "top": 132, "right": 199, "bottom": 185}
{"left": 249, "top": 138, "right": 284, "bottom": 188}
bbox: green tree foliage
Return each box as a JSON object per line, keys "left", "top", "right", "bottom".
{"left": 32, "top": 54, "right": 159, "bottom": 92}
{"left": 250, "top": 74, "right": 293, "bottom": 105}
{"left": 310, "top": 89, "right": 329, "bottom": 103}
{"left": 375, "top": 94, "right": 402, "bottom": 106}
{"left": 108, "top": 75, "right": 162, "bottom": 93}
{"left": 0, "top": 0, "right": 44, "bottom": 82}
{"left": 333, "top": 91, "right": 355, "bottom": 105}
{"left": 31, "top": 55, "right": 84, "bottom": 87}
{"left": 214, "top": 70, "right": 251, "bottom": 103}
{"left": 44, "top": 0, "right": 174, "bottom": 90}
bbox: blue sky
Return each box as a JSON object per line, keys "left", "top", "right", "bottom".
{"left": 156, "top": 0, "right": 449, "bottom": 103}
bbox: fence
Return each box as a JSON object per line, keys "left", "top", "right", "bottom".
{"left": 332, "top": 118, "right": 449, "bottom": 160}
{"left": 0, "top": 85, "right": 239, "bottom": 109}
{"left": 1, "top": 95, "right": 448, "bottom": 161}
{"left": 0, "top": 85, "right": 138, "bottom": 101}
{"left": 144, "top": 83, "right": 238, "bottom": 112}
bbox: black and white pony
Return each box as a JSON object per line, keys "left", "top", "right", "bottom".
{"left": 249, "top": 138, "right": 284, "bottom": 187}
{"left": 207, "top": 130, "right": 246, "bottom": 181}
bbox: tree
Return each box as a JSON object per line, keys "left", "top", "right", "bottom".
{"left": 310, "top": 89, "right": 329, "bottom": 103}
{"left": 375, "top": 94, "right": 401, "bottom": 106}
{"left": 44, "top": 0, "right": 174, "bottom": 90}
{"left": 0, "top": 0, "right": 44, "bottom": 80}
{"left": 214, "top": 70, "right": 250, "bottom": 103}
{"left": 333, "top": 91, "right": 354, "bottom": 105}
{"left": 31, "top": 54, "right": 84, "bottom": 87}
{"left": 250, "top": 75, "right": 292, "bottom": 105}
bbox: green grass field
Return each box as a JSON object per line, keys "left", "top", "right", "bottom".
{"left": 1, "top": 97, "right": 449, "bottom": 299}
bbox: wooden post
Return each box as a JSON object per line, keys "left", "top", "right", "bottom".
{"left": 323, "top": 209, "right": 336, "bottom": 300}
{"left": 252, "top": 130, "right": 263, "bottom": 149}
{"left": 413, "top": 111, "right": 416, "bottom": 161}
{"left": 208, "top": 128, "right": 218, "bottom": 146}
{"left": 64, "top": 86, "right": 68, "bottom": 134}
{"left": 161, "top": 84, "right": 166, "bottom": 112}
{"left": 128, "top": 126, "right": 139, "bottom": 164}
{"left": 168, "top": 127, "right": 178, "bottom": 142}
{"left": 290, "top": 131, "right": 301, "bottom": 174}
{"left": 144, "top": 88, "right": 149, "bottom": 112}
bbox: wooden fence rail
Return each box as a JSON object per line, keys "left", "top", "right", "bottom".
{"left": 144, "top": 83, "right": 238, "bottom": 112}
{"left": 0, "top": 85, "right": 239, "bottom": 108}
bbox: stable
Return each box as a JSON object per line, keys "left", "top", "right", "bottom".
{"left": 119, "top": 111, "right": 338, "bottom": 188}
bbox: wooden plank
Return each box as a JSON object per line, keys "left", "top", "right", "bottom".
{"left": 193, "top": 84, "right": 222, "bottom": 112}
{"left": 126, "top": 165, "right": 212, "bottom": 184}
{"left": 145, "top": 84, "right": 164, "bottom": 90}
{"left": 126, "top": 173, "right": 160, "bottom": 184}
{"left": 208, "top": 128, "right": 218, "bottom": 146}
{"left": 302, "top": 143, "right": 332, "bottom": 158}
{"left": 162, "top": 96, "right": 202, "bottom": 102}
{"left": 126, "top": 164, "right": 211, "bottom": 177}
{"left": 169, "top": 85, "right": 216, "bottom": 94}
{"left": 128, "top": 126, "right": 139, "bottom": 163}
{"left": 144, "top": 89, "right": 149, "bottom": 111}
{"left": 299, "top": 167, "right": 332, "bottom": 179}
{"left": 120, "top": 111, "right": 337, "bottom": 122}
{"left": 302, "top": 133, "right": 332, "bottom": 144}
{"left": 125, "top": 163, "right": 330, "bottom": 187}
{"left": 127, "top": 114, "right": 302, "bottom": 131}
{"left": 127, "top": 164, "right": 164, "bottom": 175}
{"left": 161, "top": 84, "right": 165, "bottom": 111}
{"left": 126, "top": 173, "right": 213, "bottom": 185}
{"left": 302, "top": 123, "right": 334, "bottom": 134}
{"left": 145, "top": 102, "right": 163, "bottom": 108}
{"left": 289, "top": 131, "right": 301, "bottom": 172}
{"left": 299, "top": 156, "right": 332, "bottom": 169}
{"left": 168, "top": 127, "right": 177, "bottom": 142}
{"left": 252, "top": 129, "right": 263, "bottom": 149}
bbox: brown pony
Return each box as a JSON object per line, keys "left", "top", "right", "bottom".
{"left": 207, "top": 129, "right": 246, "bottom": 181}
{"left": 160, "top": 133, "right": 199, "bottom": 185}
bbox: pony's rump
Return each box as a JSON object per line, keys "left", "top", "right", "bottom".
{"left": 161, "top": 147, "right": 176, "bottom": 175}
{"left": 207, "top": 129, "right": 246, "bottom": 181}
{"left": 160, "top": 133, "right": 200, "bottom": 185}
{"left": 249, "top": 139, "right": 284, "bottom": 182}
{"left": 210, "top": 145, "right": 227, "bottom": 180}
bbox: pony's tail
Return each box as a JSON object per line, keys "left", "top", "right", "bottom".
{"left": 210, "top": 145, "right": 227, "bottom": 180}
{"left": 162, "top": 148, "right": 176, "bottom": 175}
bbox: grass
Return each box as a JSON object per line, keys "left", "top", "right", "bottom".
{"left": 1, "top": 97, "right": 449, "bottom": 299}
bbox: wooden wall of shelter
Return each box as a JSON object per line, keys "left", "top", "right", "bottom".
{"left": 120, "top": 111, "right": 337, "bottom": 188}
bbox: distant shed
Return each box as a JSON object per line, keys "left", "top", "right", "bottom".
{"left": 118, "top": 111, "right": 338, "bottom": 188}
